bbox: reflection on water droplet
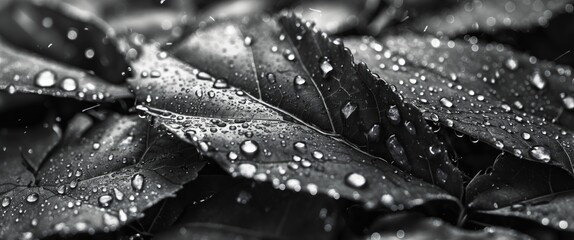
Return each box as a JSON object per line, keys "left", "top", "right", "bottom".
{"left": 505, "top": 57, "right": 519, "bottom": 71}
{"left": 345, "top": 173, "right": 367, "bottom": 188}
{"left": 530, "top": 71, "right": 546, "bottom": 90}
{"left": 240, "top": 140, "right": 259, "bottom": 157}
{"left": 131, "top": 174, "right": 145, "bottom": 191}
{"left": 529, "top": 145, "right": 551, "bottom": 162}
{"left": 34, "top": 70, "right": 57, "bottom": 88}
{"left": 26, "top": 193, "right": 39, "bottom": 203}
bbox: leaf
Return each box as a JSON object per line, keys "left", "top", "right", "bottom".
{"left": 0, "top": 37, "right": 132, "bottom": 101}
{"left": 467, "top": 154, "right": 574, "bottom": 210}
{"left": 365, "top": 212, "right": 533, "bottom": 240}
{"left": 0, "top": 0, "right": 131, "bottom": 84}
{"left": 154, "top": 176, "right": 343, "bottom": 240}
{"left": 402, "top": 0, "right": 574, "bottom": 36}
{"left": 167, "top": 13, "right": 463, "bottom": 195}
{"left": 0, "top": 113, "right": 205, "bottom": 239}
{"left": 347, "top": 34, "right": 574, "bottom": 176}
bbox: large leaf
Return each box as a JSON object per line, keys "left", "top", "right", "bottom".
{"left": 0, "top": 114, "right": 205, "bottom": 239}
{"left": 167, "top": 13, "right": 463, "bottom": 195}
{"left": 154, "top": 176, "right": 343, "bottom": 240}
{"left": 347, "top": 34, "right": 574, "bottom": 177}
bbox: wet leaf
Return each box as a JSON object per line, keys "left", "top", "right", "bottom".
{"left": 0, "top": 0, "right": 131, "bottom": 84}
{"left": 0, "top": 37, "right": 131, "bottom": 101}
{"left": 365, "top": 212, "right": 533, "bottom": 240}
{"left": 155, "top": 176, "right": 343, "bottom": 240}
{"left": 347, "top": 34, "right": 574, "bottom": 177}
{"left": 167, "top": 13, "right": 463, "bottom": 195}
{"left": 403, "top": 0, "right": 574, "bottom": 36}
{"left": 0, "top": 114, "right": 205, "bottom": 239}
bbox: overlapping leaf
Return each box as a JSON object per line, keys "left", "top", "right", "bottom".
{"left": 168, "top": 13, "right": 462, "bottom": 195}
{"left": 347, "top": 34, "right": 574, "bottom": 177}
{"left": 0, "top": 114, "right": 205, "bottom": 239}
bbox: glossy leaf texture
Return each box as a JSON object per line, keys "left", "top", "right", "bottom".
{"left": 154, "top": 176, "right": 343, "bottom": 240}
{"left": 167, "top": 13, "right": 463, "bottom": 195}
{"left": 0, "top": 114, "right": 206, "bottom": 239}
{"left": 347, "top": 34, "right": 574, "bottom": 177}
{"left": 364, "top": 212, "right": 533, "bottom": 240}
{"left": 401, "top": 0, "right": 574, "bottom": 36}
{"left": 0, "top": 0, "right": 131, "bottom": 84}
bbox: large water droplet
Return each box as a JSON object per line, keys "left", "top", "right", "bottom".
{"left": 34, "top": 70, "right": 57, "bottom": 88}
{"left": 1, "top": 197, "right": 10, "bottom": 207}
{"left": 113, "top": 188, "right": 124, "bottom": 201}
{"left": 439, "top": 97, "right": 454, "bottom": 108}
{"left": 98, "top": 195, "right": 113, "bottom": 208}
{"left": 386, "top": 135, "right": 410, "bottom": 171}
{"left": 240, "top": 140, "right": 259, "bottom": 157}
{"left": 26, "top": 193, "right": 39, "bottom": 203}
{"left": 213, "top": 79, "right": 229, "bottom": 89}
{"left": 60, "top": 78, "right": 78, "bottom": 91}
{"left": 529, "top": 146, "right": 551, "bottom": 162}
{"left": 345, "top": 173, "right": 367, "bottom": 188}
{"left": 293, "top": 141, "right": 307, "bottom": 152}
{"left": 131, "top": 174, "right": 145, "bottom": 191}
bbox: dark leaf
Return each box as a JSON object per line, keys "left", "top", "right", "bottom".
{"left": 0, "top": 114, "right": 205, "bottom": 239}
{"left": 0, "top": 37, "right": 131, "bottom": 101}
{"left": 365, "top": 212, "right": 533, "bottom": 240}
{"left": 402, "top": 0, "right": 574, "bottom": 36}
{"left": 155, "top": 176, "right": 343, "bottom": 240}
{"left": 0, "top": 0, "right": 131, "bottom": 84}
{"left": 167, "top": 13, "right": 463, "bottom": 195}
{"left": 347, "top": 34, "right": 574, "bottom": 177}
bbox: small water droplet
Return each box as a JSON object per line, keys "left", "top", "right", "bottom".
{"left": 345, "top": 173, "right": 367, "bottom": 188}
{"left": 387, "top": 106, "right": 401, "bottom": 124}
{"left": 530, "top": 71, "right": 546, "bottom": 90}
{"left": 341, "top": 101, "right": 358, "bottom": 119}
{"left": 561, "top": 94, "right": 574, "bottom": 110}
{"left": 529, "top": 145, "right": 551, "bottom": 162}
{"left": 57, "top": 185, "right": 66, "bottom": 194}
{"left": 266, "top": 73, "right": 276, "bottom": 83}
{"left": 293, "top": 141, "right": 307, "bottom": 152}
{"left": 244, "top": 35, "right": 254, "bottom": 46}
{"left": 240, "top": 140, "right": 259, "bottom": 157}
{"left": 440, "top": 97, "right": 454, "bottom": 108}
{"left": 34, "top": 70, "right": 57, "bottom": 88}
{"left": 320, "top": 57, "right": 333, "bottom": 77}
{"left": 367, "top": 124, "right": 381, "bottom": 142}
{"left": 7, "top": 84, "right": 16, "bottom": 94}
{"left": 294, "top": 75, "right": 306, "bottom": 87}
{"left": 131, "top": 174, "right": 145, "bottom": 191}
{"left": 504, "top": 57, "right": 519, "bottom": 71}
{"left": 1, "top": 197, "right": 10, "bottom": 207}
{"left": 213, "top": 79, "right": 229, "bottom": 89}
{"left": 522, "top": 132, "right": 531, "bottom": 140}
{"left": 113, "top": 188, "right": 124, "bottom": 201}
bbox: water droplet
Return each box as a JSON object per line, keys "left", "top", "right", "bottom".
{"left": 345, "top": 173, "right": 367, "bottom": 188}
{"left": 238, "top": 163, "right": 257, "bottom": 178}
{"left": 504, "top": 57, "right": 519, "bottom": 71}
{"left": 387, "top": 135, "right": 410, "bottom": 171}
{"left": 286, "top": 179, "right": 302, "bottom": 191}
{"left": 228, "top": 151, "right": 238, "bottom": 160}
{"left": 440, "top": 97, "right": 454, "bottom": 108}
{"left": 530, "top": 71, "right": 546, "bottom": 90}
{"left": 213, "top": 79, "right": 229, "bottom": 89}
{"left": 561, "top": 94, "right": 574, "bottom": 110}
{"left": 240, "top": 140, "right": 259, "bottom": 157}
{"left": 60, "top": 78, "right": 78, "bottom": 91}
{"left": 150, "top": 70, "right": 161, "bottom": 78}
{"left": 522, "top": 132, "right": 531, "bottom": 140}
{"left": 283, "top": 49, "right": 296, "bottom": 61}
{"left": 510, "top": 203, "right": 525, "bottom": 211}
{"left": 312, "top": 150, "right": 324, "bottom": 160}
{"left": 341, "top": 101, "right": 358, "bottom": 119}
{"left": 98, "top": 195, "right": 113, "bottom": 208}
{"left": 266, "top": 73, "right": 276, "bottom": 83}
{"left": 131, "top": 174, "right": 145, "bottom": 191}
{"left": 293, "top": 141, "right": 307, "bottom": 152}
{"left": 113, "top": 188, "right": 124, "bottom": 201}
{"left": 7, "top": 84, "right": 16, "bottom": 94}
{"left": 57, "top": 185, "right": 66, "bottom": 195}
{"left": 34, "top": 70, "right": 57, "bottom": 88}
{"left": 196, "top": 72, "right": 212, "bottom": 80}
{"left": 103, "top": 213, "right": 120, "bottom": 228}
{"left": 1, "top": 197, "right": 10, "bottom": 207}
{"left": 244, "top": 35, "right": 254, "bottom": 46}
{"left": 529, "top": 145, "right": 551, "bottom": 162}
{"left": 294, "top": 75, "right": 306, "bottom": 87}
{"left": 559, "top": 220, "right": 569, "bottom": 229}
{"left": 367, "top": 124, "right": 381, "bottom": 142}
{"left": 26, "top": 193, "right": 39, "bottom": 203}
{"left": 320, "top": 58, "right": 333, "bottom": 77}
{"left": 387, "top": 106, "right": 401, "bottom": 124}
